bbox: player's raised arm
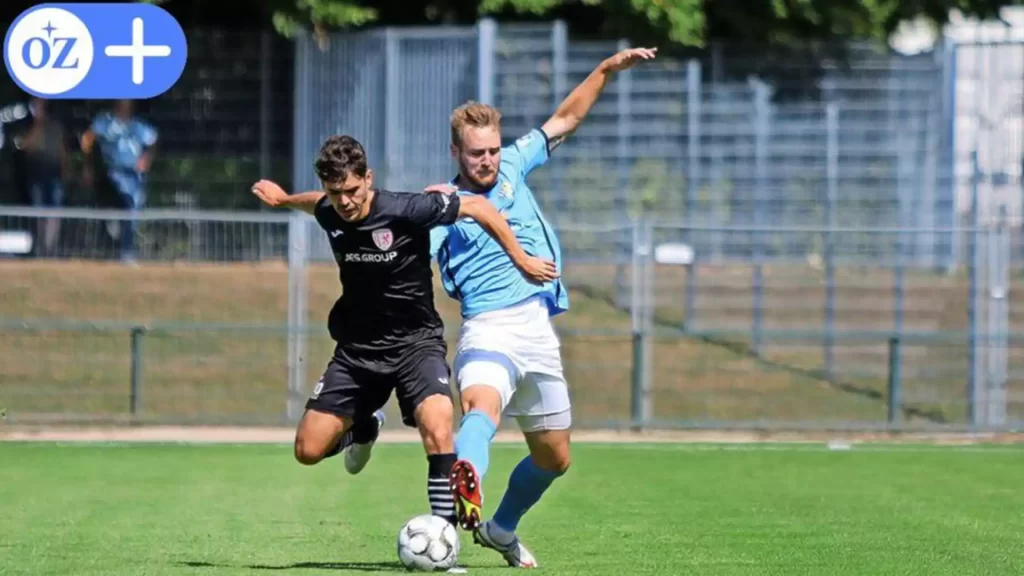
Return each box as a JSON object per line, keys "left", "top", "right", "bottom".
{"left": 405, "top": 192, "right": 559, "bottom": 284}
{"left": 540, "top": 47, "right": 657, "bottom": 149}
{"left": 251, "top": 179, "right": 324, "bottom": 215}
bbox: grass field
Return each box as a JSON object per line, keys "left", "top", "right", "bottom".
{"left": 2, "top": 259, "right": 1022, "bottom": 426}
{"left": 1, "top": 441, "right": 1022, "bottom": 576}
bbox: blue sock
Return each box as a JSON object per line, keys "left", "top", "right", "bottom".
{"left": 492, "top": 456, "right": 563, "bottom": 533}
{"left": 454, "top": 410, "right": 497, "bottom": 479}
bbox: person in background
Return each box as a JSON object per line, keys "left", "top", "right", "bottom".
{"left": 20, "top": 97, "right": 70, "bottom": 257}
{"left": 0, "top": 99, "right": 32, "bottom": 207}
{"left": 81, "top": 99, "right": 158, "bottom": 263}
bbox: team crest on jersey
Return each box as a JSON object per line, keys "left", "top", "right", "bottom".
{"left": 500, "top": 181, "right": 514, "bottom": 200}
{"left": 372, "top": 228, "right": 394, "bottom": 251}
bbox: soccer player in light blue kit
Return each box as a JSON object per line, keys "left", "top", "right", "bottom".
{"left": 428, "top": 46, "right": 657, "bottom": 567}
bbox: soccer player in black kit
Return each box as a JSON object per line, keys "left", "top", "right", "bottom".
{"left": 251, "top": 135, "right": 557, "bottom": 525}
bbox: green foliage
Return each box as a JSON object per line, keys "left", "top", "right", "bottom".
{"left": 272, "top": 0, "right": 378, "bottom": 40}
{"left": 143, "top": 0, "right": 1018, "bottom": 48}
{"left": 141, "top": 0, "right": 378, "bottom": 42}
{"left": 479, "top": 0, "right": 1017, "bottom": 48}
{"left": 627, "top": 0, "right": 705, "bottom": 45}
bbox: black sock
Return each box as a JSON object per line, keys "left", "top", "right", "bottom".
{"left": 428, "top": 453, "right": 458, "bottom": 525}
{"left": 324, "top": 416, "right": 378, "bottom": 459}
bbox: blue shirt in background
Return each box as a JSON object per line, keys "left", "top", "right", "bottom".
{"left": 90, "top": 112, "right": 158, "bottom": 202}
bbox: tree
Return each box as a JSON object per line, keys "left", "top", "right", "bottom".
{"left": 482, "top": 0, "right": 1015, "bottom": 47}
{"left": 142, "top": 0, "right": 376, "bottom": 47}
{"left": 139, "top": 0, "right": 1018, "bottom": 49}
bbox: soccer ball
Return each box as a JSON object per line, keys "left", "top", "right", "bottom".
{"left": 396, "top": 514, "right": 460, "bottom": 571}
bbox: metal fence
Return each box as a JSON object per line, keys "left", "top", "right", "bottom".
{"left": 1, "top": 208, "right": 1020, "bottom": 430}
{"left": 0, "top": 28, "right": 293, "bottom": 210}
{"left": 294, "top": 20, "right": 961, "bottom": 270}
{"left": 3, "top": 20, "right": 1023, "bottom": 430}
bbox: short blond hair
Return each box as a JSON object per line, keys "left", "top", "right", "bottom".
{"left": 450, "top": 101, "right": 502, "bottom": 146}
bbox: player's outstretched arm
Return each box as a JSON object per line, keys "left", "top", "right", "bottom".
{"left": 540, "top": 47, "right": 657, "bottom": 149}
{"left": 251, "top": 179, "right": 324, "bottom": 215}
{"left": 458, "top": 195, "right": 560, "bottom": 284}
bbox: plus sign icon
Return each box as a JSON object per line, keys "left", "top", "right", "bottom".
{"left": 4, "top": 3, "right": 187, "bottom": 99}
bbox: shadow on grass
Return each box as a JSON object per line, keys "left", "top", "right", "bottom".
{"left": 180, "top": 560, "right": 406, "bottom": 572}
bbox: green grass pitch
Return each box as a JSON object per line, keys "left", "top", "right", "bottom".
{"left": 1, "top": 442, "right": 1022, "bottom": 576}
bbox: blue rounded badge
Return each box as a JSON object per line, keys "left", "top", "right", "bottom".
{"left": 4, "top": 3, "right": 187, "bottom": 99}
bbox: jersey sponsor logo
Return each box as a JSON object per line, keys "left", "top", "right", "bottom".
{"left": 371, "top": 228, "right": 394, "bottom": 251}
{"left": 311, "top": 378, "right": 324, "bottom": 399}
{"left": 516, "top": 132, "right": 534, "bottom": 149}
{"left": 330, "top": 230, "right": 343, "bottom": 238}
{"left": 345, "top": 251, "right": 398, "bottom": 263}
{"left": 500, "top": 181, "right": 513, "bottom": 200}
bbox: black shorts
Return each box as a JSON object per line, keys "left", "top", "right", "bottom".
{"left": 305, "top": 342, "right": 453, "bottom": 428}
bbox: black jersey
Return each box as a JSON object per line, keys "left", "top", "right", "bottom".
{"left": 313, "top": 189, "right": 461, "bottom": 368}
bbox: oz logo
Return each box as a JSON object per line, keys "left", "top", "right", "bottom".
{"left": 4, "top": 3, "right": 187, "bottom": 99}
{"left": 5, "top": 7, "right": 93, "bottom": 95}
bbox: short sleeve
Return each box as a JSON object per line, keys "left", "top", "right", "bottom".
{"left": 312, "top": 194, "right": 333, "bottom": 229}
{"left": 400, "top": 192, "right": 461, "bottom": 229}
{"left": 430, "top": 226, "right": 449, "bottom": 260}
{"left": 135, "top": 120, "right": 158, "bottom": 147}
{"left": 90, "top": 113, "right": 110, "bottom": 136}
{"left": 504, "top": 128, "right": 550, "bottom": 176}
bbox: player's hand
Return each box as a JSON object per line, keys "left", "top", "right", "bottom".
{"left": 601, "top": 47, "right": 657, "bottom": 73}
{"left": 515, "top": 255, "right": 560, "bottom": 284}
{"left": 424, "top": 183, "right": 457, "bottom": 195}
{"left": 251, "top": 179, "right": 288, "bottom": 207}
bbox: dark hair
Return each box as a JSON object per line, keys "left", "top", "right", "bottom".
{"left": 314, "top": 135, "right": 368, "bottom": 184}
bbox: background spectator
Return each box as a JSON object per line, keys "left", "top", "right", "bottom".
{"left": 20, "top": 97, "right": 70, "bottom": 257}
{"left": 81, "top": 99, "right": 158, "bottom": 263}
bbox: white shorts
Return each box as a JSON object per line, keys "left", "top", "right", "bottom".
{"left": 454, "top": 296, "right": 572, "bottom": 432}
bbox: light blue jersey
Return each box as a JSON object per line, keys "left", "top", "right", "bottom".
{"left": 431, "top": 128, "right": 568, "bottom": 319}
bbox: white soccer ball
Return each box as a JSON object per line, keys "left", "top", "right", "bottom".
{"left": 396, "top": 514, "right": 460, "bottom": 571}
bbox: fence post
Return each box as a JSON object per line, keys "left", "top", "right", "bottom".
{"left": 630, "top": 220, "right": 653, "bottom": 429}
{"left": 752, "top": 80, "right": 771, "bottom": 355}
{"left": 614, "top": 38, "right": 632, "bottom": 306}
{"left": 684, "top": 59, "right": 701, "bottom": 332}
{"left": 894, "top": 116, "right": 914, "bottom": 358}
{"left": 287, "top": 211, "right": 310, "bottom": 423}
{"left": 617, "top": 37, "right": 631, "bottom": 216}
{"left": 130, "top": 326, "right": 146, "bottom": 416}
{"left": 988, "top": 205, "right": 1009, "bottom": 427}
{"left": 631, "top": 331, "right": 644, "bottom": 429}
{"left": 967, "top": 150, "right": 980, "bottom": 427}
{"left": 943, "top": 39, "right": 959, "bottom": 272}
{"left": 477, "top": 18, "right": 496, "bottom": 105}
{"left": 551, "top": 20, "right": 568, "bottom": 214}
{"left": 887, "top": 336, "right": 902, "bottom": 424}
{"left": 384, "top": 29, "right": 401, "bottom": 189}
{"left": 824, "top": 103, "right": 838, "bottom": 378}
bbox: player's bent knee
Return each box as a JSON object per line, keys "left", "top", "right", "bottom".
{"left": 293, "top": 438, "right": 326, "bottom": 466}
{"left": 293, "top": 409, "right": 350, "bottom": 466}
{"left": 459, "top": 384, "right": 502, "bottom": 424}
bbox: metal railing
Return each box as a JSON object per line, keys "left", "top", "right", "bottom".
{"left": 2, "top": 207, "right": 1020, "bottom": 430}
{"left": 2, "top": 321, "right": 1020, "bottom": 429}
